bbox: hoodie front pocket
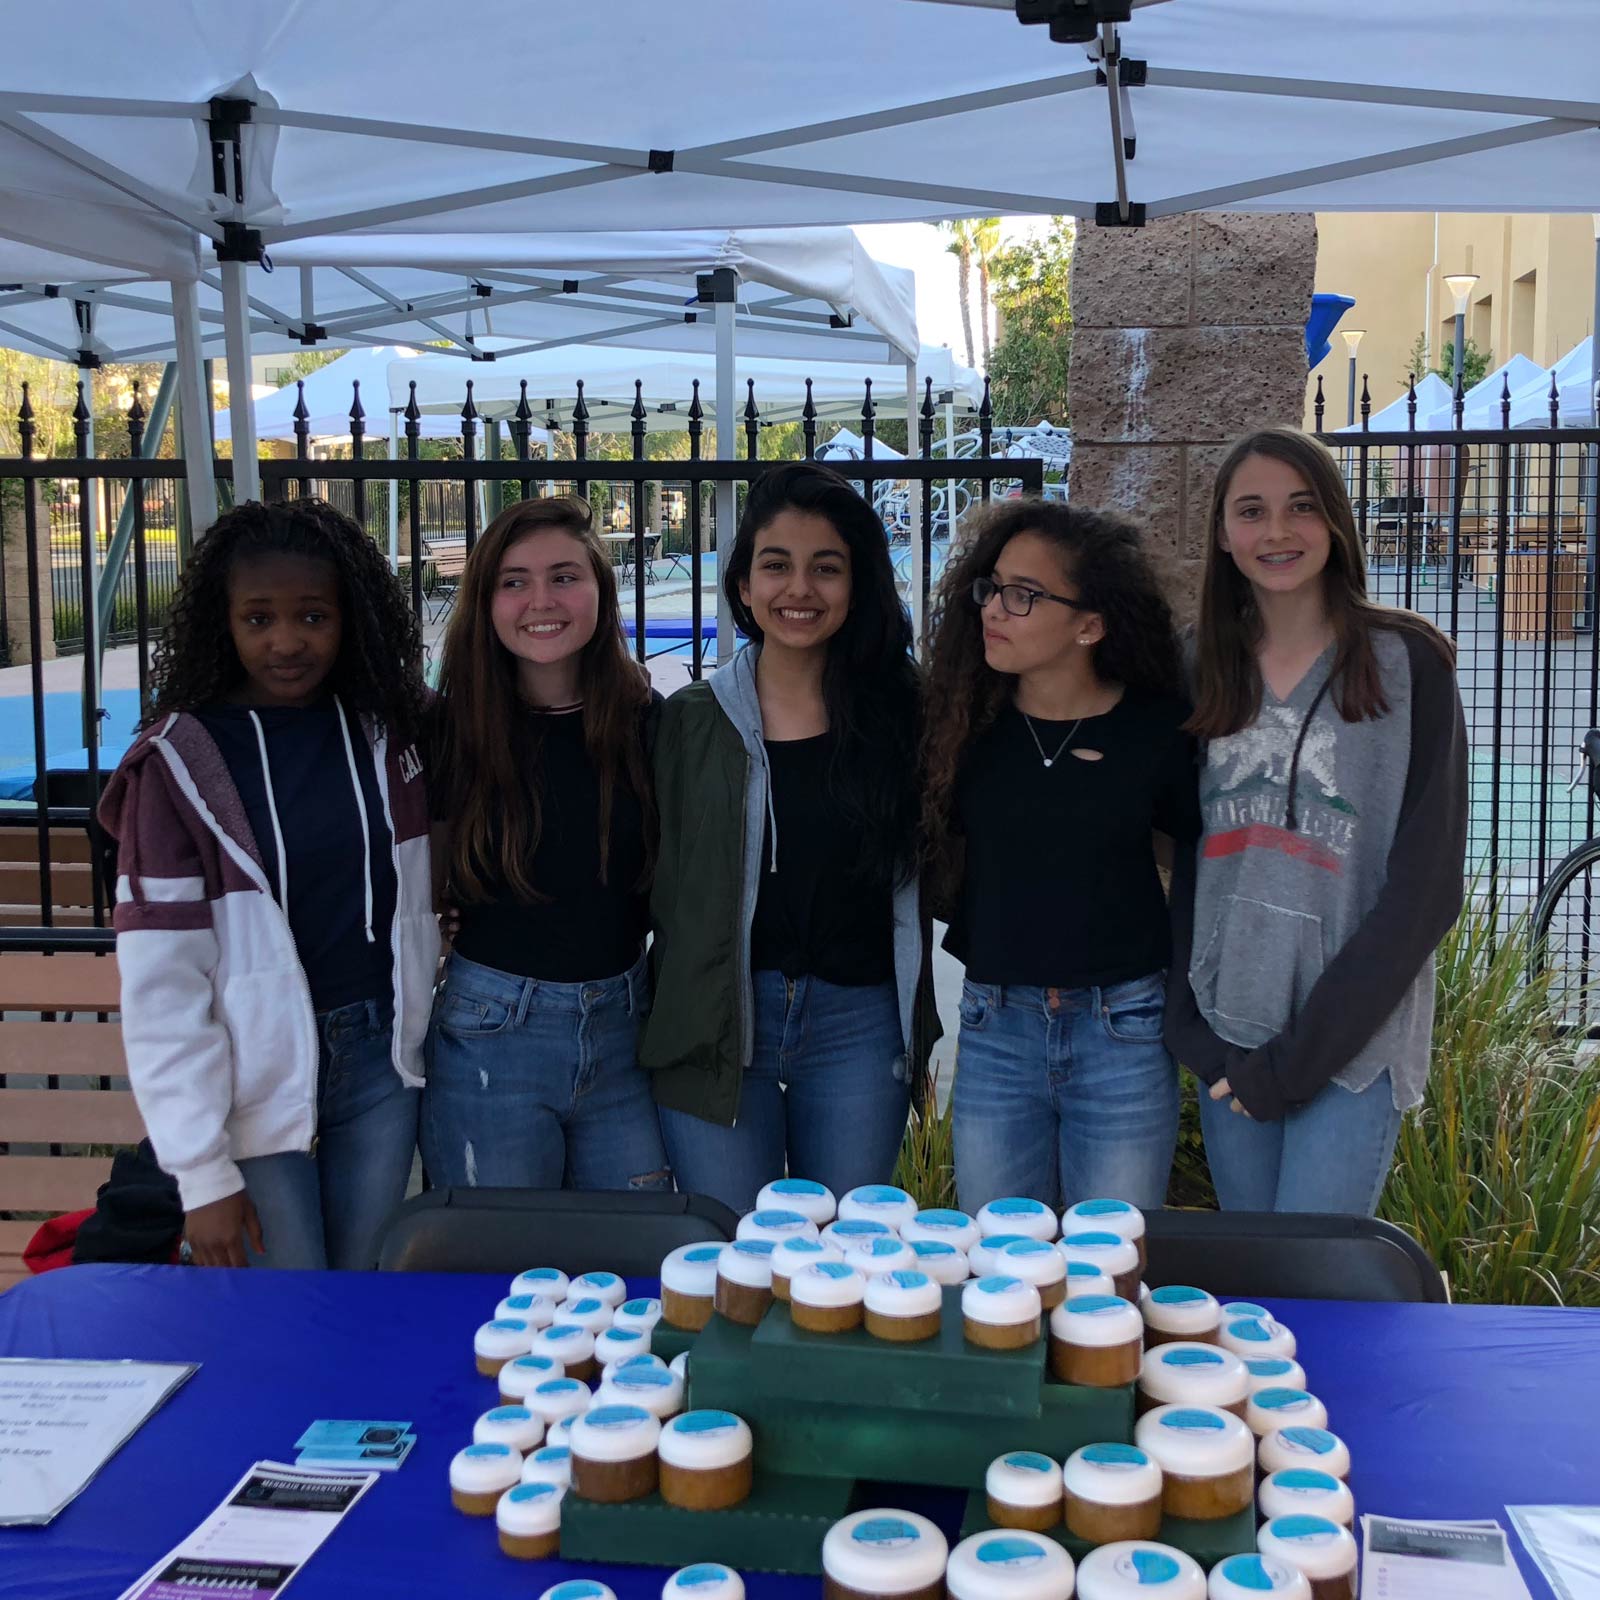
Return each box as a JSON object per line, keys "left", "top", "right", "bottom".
{"left": 1189, "top": 895, "right": 1326, "bottom": 1048}
{"left": 222, "top": 968, "right": 311, "bottom": 1112}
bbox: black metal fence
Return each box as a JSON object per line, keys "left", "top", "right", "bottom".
{"left": 1313, "top": 372, "right": 1600, "bottom": 942}
{"left": 0, "top": 370, "right": 1037, "bottom": 943}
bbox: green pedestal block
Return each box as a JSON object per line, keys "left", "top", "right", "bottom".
{"left": 651, "top": 1321, "right": 698, "bottom": 1366}
{"left": 748, "top": 1284, "right": 1047, "bottom": 1418}
{"left": 559, "top": 1471, "right": 855, "bottom": 1575}
{"left": 690, "top": 1368, "right": 1134, "bottom": 1489}
{"left": 959, "top": 1490, "right": 1257, "bottom": 1571}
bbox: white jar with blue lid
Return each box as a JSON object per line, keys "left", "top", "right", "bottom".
{"left": 771, "top": 1237, "right": 846, "bottom": 1300}
{"left": 1207, "top": 1552, "right": 1311, "bottom": 1600}
{"left": 569, "top": 1402, "right": 662, "bottom": 1503}
{"left": 845, "top": 1235, "right": 919, "bottom": 1279}
{"left": 1246, "top": 1388, "right": 1327, "bottom": 1440}
{"left": 908, "top": 1238, "right": 971, "bottom": 1286}
{"left": 985, "top": 1450, "right": 1063, "bottom": 1531}
{"left": 1137, "top": 1343, "right": 1249, "bottom": 1418}
{"left": 556, "top": 1293, "right": 615, "bottom": 1336}
{"left": 1219, "top": 1316, "right": 1297, "bottom": 1361}
{"left": 1064, "top": 1259, "right": 1117, "bottom": 1300}
{"left": 822, "top": 1508, "right": 948, "bottom": 1600}
{"left": 961, "top": 1274, "right": 1043, "bottom": 1349}
{"left": 1134, "top": 1405, "right": 1255, "bottom": 1521}
{"left": 474, "top": 1317, "right": 535, "bottom": 1377}
{"left": 1057, "top": 1231, "right": 1141, "bottom": 1300}
{"left": 1242, "top": 1357, "right": 1307, "bottom": 1397}
{"left": 738, "top": 1207, "right": 821, "bottom": 1245}
{"left": 659, "top": 1409, "right": 754, "bottom": 1510}
{"left": 531, "top": 1321, "right": 598, "bottom": 1379}
{"left": 497, "top": 1478, "right": 565, "bottom": 1560}
{"left": 1258, "top": 1469, "right": 1355, "bottom": 1528}
{"left": 526, "top": 1376, "right": 591, "bottom": 1427}
{"left": 1063, "top": 1443, "right": 1163, "bottom": 1545}
{"left": 663, "top": 1564, "right": 746, "bottom": 1600}
{"left": 975, "top": 1196, "right": 1060, "bottom": 1243}
{"left": 968, "top": 1233, "right": 1029, "bottom": 1278}
{"left": 571, "top": 1270, "right": 627, "bottom": 1309}
{"left": 597, "top": 1359, "right": 686, "bottom": 1419}
{"left": 450, "top": 1440, "right": 522, "bottom": 1516}
{"left": 900, "top": 1208, "right": 981, "bottom": 1253}
{"left": 511, "top": 1266, "right": 570, "bottom": 1300}
{"left": 822, "top": 1217, "right": 896, "bottom": 1249}
{"left": 539, "top": 1581, "right": 617, "bottom": 1600}
{"left": 595, "top": 1324, "right": 652, "bottom": 1368}
{"left": 757, "top": 1177, "right": 837, "bottom": 1226}
{"left": 520, "top": 1443, "right": 572, "bottom": 1489}
{"left": 1048, "top": 1294, "right": 1143, "bottom": 1387}
{"left": 660, "top": 1242, "right": 725, "bottom": 1332}
{"left": 473, "top": 1404, "right": 544, "bottom": 1454}
{"left": 1076, "top": 1542, "right": 1206, "bottom": 1600}
{"left": 837, "top": 1184, "right": 918, "bottom": 1231}
{"left": 998, "top": 1238, "right": 1068, "bottom": 1308}
{"left": 495, "top": 1291, "right": 559, "bottom": 1330}
{"left": 614, "top": 1296, "right": 663, "bottom": 1334}
{"left": 1256, "top": 1516, "right": 1358, "bottom": 1600}
{"left": 946, "top": 1530, "right": 1075, "bottom": 1600}
{"left": 1257, "top": 1426, "right": 1350, "bottom": 1481}
{"left": 1062, "top": 1200, "right": 1148, "bottom": 1273}
{"left": 1142, "top": 1286, "right": 1221, "bottom": 1347}
{"left": 498, "top": 1352, "right": 563, "bottom": 1404}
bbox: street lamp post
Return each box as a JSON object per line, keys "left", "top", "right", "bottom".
{"left": 1443, "top": 273, "right": 1479, "bottom": 414}
{"left": 1341, "top": 328, "right": 1366, "bottom": 426}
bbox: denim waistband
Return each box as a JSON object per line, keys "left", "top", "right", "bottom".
{"left": 964, "top": 970, "right": 1164, "bottom": 1015}
{"left": 316, "top": 995, "right": 394, "bottom": 1041}
{"left": 443, "top": 947, "right": 649, "bottom": 1019}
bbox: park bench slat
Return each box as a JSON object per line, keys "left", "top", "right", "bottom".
{"left": 0, "top": 1155, "right": 113, "bottom": 1212}
{"left": 0, "top": 954, "right": 121, "bottom": 1013}
{"left": 0, "top": 1088, "right": 144, "bottom": 1145}
{"left": 0, "top": 1021, "right": 126, "bottom": 1076}
{"left": 0, "top": 830, "right": 93, "bottom": 865}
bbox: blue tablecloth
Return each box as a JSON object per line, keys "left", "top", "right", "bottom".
{"left": 1, "top": 1264, "right": 1596, "bottom": 1599}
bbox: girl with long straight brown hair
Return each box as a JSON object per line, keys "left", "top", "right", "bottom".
{"left": 1167, "top": 427, "right": 1468, "bottom": 1214}
{"left": 421, "top": 496, "right": 670, "bottom": 1193}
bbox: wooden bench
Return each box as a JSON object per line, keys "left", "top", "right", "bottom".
{"left": 0, "top": 821, "right": 113, "bottom": 928}
{"left": 0, "top": 951, "right": 138, "bottom": 1291}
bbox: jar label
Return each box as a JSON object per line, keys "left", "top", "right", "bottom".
{"left": 860, "top": 1238, "right": 904, "bottom": 1257}
{"left": 752, "top": 1209, "right": 808, "bottom": 1229}
{"left": 1272, "top": 1515, "right": 1340, "bottom": 1544}
{"left": 1279, "top": 1427, "right": 1336, "bottom": 1455}
{"left": 831, "top": 1220, "right": 888, "bottom": 1237}
{"left": 684, "top": 1246, "right": 722, "bottom": 1263}
{"left": 988, "top": 1198, "right": 1046, "bottom": 1216}
{"left": 1003, "top": 1451, "right": 1055, "bottom": 1473}
{"left": 1117, "top": 1548, "right": 1181, "bottom": 1584}
{"left": 912, "top": 1241, "right": 956, "bottom": 1258}
{"left": 1274, "top": 1469, "right": 1339, "bottom": 1493}
{"left": 549, "top": 1583, "right": 606, "bottom": 1600}
{"left": 584, "top": 1405, "right": 650, "bottom": 1431}
{"left": 673, "top": 1410, "right": 739, "bottom": 1435}
{"left": 535, "top": 1379, "right": 582, "bottom": 1396}
{"left": 887, "top": 1269, "right": 931, "bottom": 1289}
{"left": 731, "top": 1239, "right": 774, "bottom": 1256}
{"left": 674, "top": 1565, "right": 731, "bottom": 1589}
{"left": 464, "top": 1442, "right": 512, "bottom": 1458}
{"left": 611, "top": 1367, "right": 672, "bottom": 1390}
{"left": 1083, "top": 1443, "right": 1148, "bottom": 1468}
{"left": 542, "top": 1326, "right": 583, "bottom": 1341}
{"left": 851, "top": 1516, "right": 919, "bottom": 1547}
{"left": 772, "top": 1178, "right": 825, "bottom": 1195}
{"left": 621, "top": 1297, "right": 659, "bottom": 1316}
{"left": 1065, "top": 1295, "right": 1125, "bottom": 1316}
{"left": 915, "top": 1209, "right": 972, "bottom": 1229}
{"left": 1247, "top": 1359, "right": 1294, "bottom": 1377}
{"left": 1228, "top": 1318, "right": 1273, "bottom": 1342}
{"left": 1151, "top": 1286, "right": 1208, "bottom": 1305}
{"left": 1256, "top": 1389, "right": 1312, "bottom": 1412}
{"left": 976, "top": 1275, "right": 1024, "bottom": 1295}
{"left": 533, "top": 1446, "right": 571, "bottom": 1463}
{"left": 782, "top": 1240, "right": 824, "bottom": 1255}
{"left": 1217, "top": 1554, "right": 1279, "bottom": 1591}
{"left": 601, "top": 1329, "right": 642, "bottom": 1344}
{"left": 851, "top": 1186, "right": 910, "bottom": 1207}
{"left": 975, "top": 1536, "right": 1045, "bottom": 1567}
{"left": 487, "top": 1406, "right": 531, "bottom": 1422}
{"left": 520, "top": 1268, "right": 563, "bottom": 1283}
{"left": 1074, "top": 1198, "right": 1132, "bottom": 1217}
{"left": 1161, "top": 1409, "right": 1226, "bottom": 1432}
{"left": 508, "top": 1482, "right": 557, "bottom": 1502}
{"left": 1002, "top": 1239, "right": 1053, "bottom": 1257}
{"left": 567, "top": 1298, "right": 604, "bottom": 1316}
{"left": 504, "top": 1294, "right": 536, "bottom": 1310}
{"left": 1162, "top": 1348, "right": 1225, "bottom": 1368}
{"left": 510, "top": 1356, "right": 557, "bottom": 1372}
{"left": 488, "top": 1318, "right": 529, "bottom": 1332}
{"left": 578, "top": 1272, "right": 619, "bottom": 1289}
{"left": 1060, "top": 1231, "right": 1121, "bottom": 1249}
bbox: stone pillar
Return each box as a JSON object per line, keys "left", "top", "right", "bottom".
{"left": 1067, "top": 215, "right": 1316, "bottom": 620}
{"left": 2, "top": 486, "right": 55, "bottom": 665}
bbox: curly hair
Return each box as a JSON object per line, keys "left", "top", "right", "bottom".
{"left": 920, "top": 497, "right": 1180, "bottom": 890}
{"left": 146, "top": 498, "right": 429, "bottom": 744}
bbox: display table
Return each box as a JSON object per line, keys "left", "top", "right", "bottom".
{"left": 1, "top": 1264, "right": 1595, "bottom": 1600}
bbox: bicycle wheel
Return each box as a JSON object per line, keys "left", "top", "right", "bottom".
{"left": 1530, "top": 836, "right": 1600, "bottom": 1032}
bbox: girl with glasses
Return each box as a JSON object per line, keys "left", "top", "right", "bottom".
{"left": 923, "top": 499, "right": 1198, "bottom": 1213}
{"left": 422, "top": 497, "right": 671, "bottom": 1195}
{"left": 641, "top": 462, "right": 929, "bottom": 1214}
{"left": 1167, "top": 429, "right": 1466, "bottom": 1214}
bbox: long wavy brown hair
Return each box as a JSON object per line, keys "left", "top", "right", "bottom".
{"left": 431, "top": 496, "right": 655, "bottom": 904}
{"left": 1190, "top": 427, "right": 1453, "bottom": 739}
{"left": 920, "top": 498, "right": 1180, "bottom": 893}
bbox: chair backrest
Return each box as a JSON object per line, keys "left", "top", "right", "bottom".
{"left": 0, "top": 952, "right": 135, "bottom": 1290}
{"left": 1143, "top": 1210, "right": 1447, "bottom": 1304}
{"left": 375, "top": 1187, "right": 740, "bottom": 1278}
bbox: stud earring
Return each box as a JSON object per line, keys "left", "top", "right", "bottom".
{"left": 1077, "top": 637, "right": 1091, "bottom": 645}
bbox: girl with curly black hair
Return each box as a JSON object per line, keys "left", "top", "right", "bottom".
{"left": 921, "top": 498, "right": 1197, "bottom": 1214}
{"left": 99, "top": 500, "right": 438, "bottom": 1271}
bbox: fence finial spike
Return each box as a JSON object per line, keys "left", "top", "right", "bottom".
{"left": 515, "top": 379, "right": 533, "bottom": 424}
{"left": 128, "top": 380, "right": 145, "bottom": 427}
{"left": 403, "top": 380, "right": 420, "bottom": 424}
{"left": 349, "top": 379, "right": 365, "bottom": 424}
{"left": 1501, "top": 374, "right": 1512, "bottom": 426}
{"left": 293, "top": 380, "right": 310, "bottom": 423}
{"left": 632, "top": 378, "right": 647, "bottom": 421}
{"left": 1548, "top": 371, "right": 1560, "bottom": 425}
{"left": 1359, "top": 374, "right": 1371, "bottom": 427}
{"left": 461, "top": 379, "right": 478, "bottom": 423}
{"left": 17, "top": 381, "right": 34, "bottom": 455}
{"left": 572, "top": 378, "right": 589, "bottom": 423}
{"left": 688, "top": 378, "right": 704, "bottom": 422}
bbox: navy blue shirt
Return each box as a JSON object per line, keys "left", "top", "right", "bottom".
{"left": 198, "top": 700, "right": 397, "bottom": 1014}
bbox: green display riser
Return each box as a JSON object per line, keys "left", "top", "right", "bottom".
{"left": 743, "top": 1284, "right": 1048, "bottom": 1419}
{"left": 559, "top": 1470, "right": 855, "bottom": 1575}
{"left": 651, "top": 1322, "right": 698, "bottom": 1365}
{"left": 959, "top": 1490, "right": 1257, "bottom": 1571}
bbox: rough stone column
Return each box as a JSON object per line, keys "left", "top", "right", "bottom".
{"left": 2, "top": 487, "right": 55, "bottom": 665}
{"left": 1067, "top": 214, "right": 1316, "bottom": 620}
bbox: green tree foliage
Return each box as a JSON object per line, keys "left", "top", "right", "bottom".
{"left": 987, "top": 219, "right": 1073, "bottom": 428}
{"left": 1406, "top": 331, "right": 1493, "bottom": 396}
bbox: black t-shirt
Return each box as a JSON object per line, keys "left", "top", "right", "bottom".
{"left": 451, "top": 705, "right": 651, "bottom": 983}
{"left": 748, "top": 730, "right": 895, "bottom": 988}
{"left": 945, "top": 689, "right": 1201, "bottom": 989}
{"left": 197, "top": 700, "right": 397, "bottom": 1014}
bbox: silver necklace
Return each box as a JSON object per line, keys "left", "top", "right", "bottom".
{"left": 1021, "top": 712, "right": 1083, "bottom": 769}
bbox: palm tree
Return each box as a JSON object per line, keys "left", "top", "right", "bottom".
{"left": 940, "top": 220, "right": 978, "bottom": 370}
{"left": 974, "top": 217, "right": 1002, "bottom": 371}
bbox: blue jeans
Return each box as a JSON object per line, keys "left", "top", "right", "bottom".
{"left": 952, "top": 973, "right": 1178, "bottom": 1214}
{"left": 658, "top": 971, "right": 910, "bottom": 1215}
{"left": 238, "top": 998, "right": 418, "bottom": 1271}
{"left": 1199, "top": 1070, "right": 1403, "bottom": 1215}
{"left": 421, "top": 950, "right": 671, "bottom": 1193}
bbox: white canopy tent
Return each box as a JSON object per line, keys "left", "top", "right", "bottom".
{"left": 1507, "top": 337, "right": 1597, "bottom": 428}
{"left": 1336, "top": 372, "right": 1453, "bottom": 434}
{"left": 1420, "top": 353, "right": 1550, "bottom": 430}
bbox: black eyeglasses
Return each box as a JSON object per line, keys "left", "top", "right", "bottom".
{"left": 971, "top": 575, "right": 1089, "bottom": 618}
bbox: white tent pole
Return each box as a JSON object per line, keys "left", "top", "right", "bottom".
{"left": 945, "top": 399, "right": 957, "bottom": 547}
{"left": 907, "top": 361, "right": 926, "bottom": 656}
{"left": 170, "top": 278, "right": 219, "bottom": 533}
{"left": 388, "top": 409, "right": 400, "bottom": 570}
{"left": 220, "top": 260, "right": 260, "bottom": 501}
{"left": 713, "top": 274, "right": 738, "bottom": 666}
{"left": 1585, "top": 216, "right": 1599, "bottom": 628}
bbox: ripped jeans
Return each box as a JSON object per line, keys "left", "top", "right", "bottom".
{"left": 420, "top": 949, "right": 671, "bottom": 1193}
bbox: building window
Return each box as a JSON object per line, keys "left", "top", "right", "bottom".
{"left": 1511, "top": 271, "right": 1536, "bottom": 359}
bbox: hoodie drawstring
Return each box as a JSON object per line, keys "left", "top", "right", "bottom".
{"left": 333, "top": 695, "right": 377, "bottom": 943}
{"left": 1284, "top": 675, "right": 1334, "bottom": 833}
{"left": 247, "top": 709, "right": 290, "bottom": 912}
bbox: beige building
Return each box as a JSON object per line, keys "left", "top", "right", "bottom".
{"left": 1304, "top": 213, "right": 1597, "bottom": 430}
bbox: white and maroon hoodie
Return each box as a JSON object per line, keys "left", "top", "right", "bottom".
{"left": 98, "top": 707, "right": 439, "bottom": 1211}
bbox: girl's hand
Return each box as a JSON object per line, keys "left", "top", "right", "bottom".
{"left": 1209, "top": 1077, "right": 1252, "bottom": 1118}
{"left": 185, "top": 1191, "right": 264, "bottom": 1267}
